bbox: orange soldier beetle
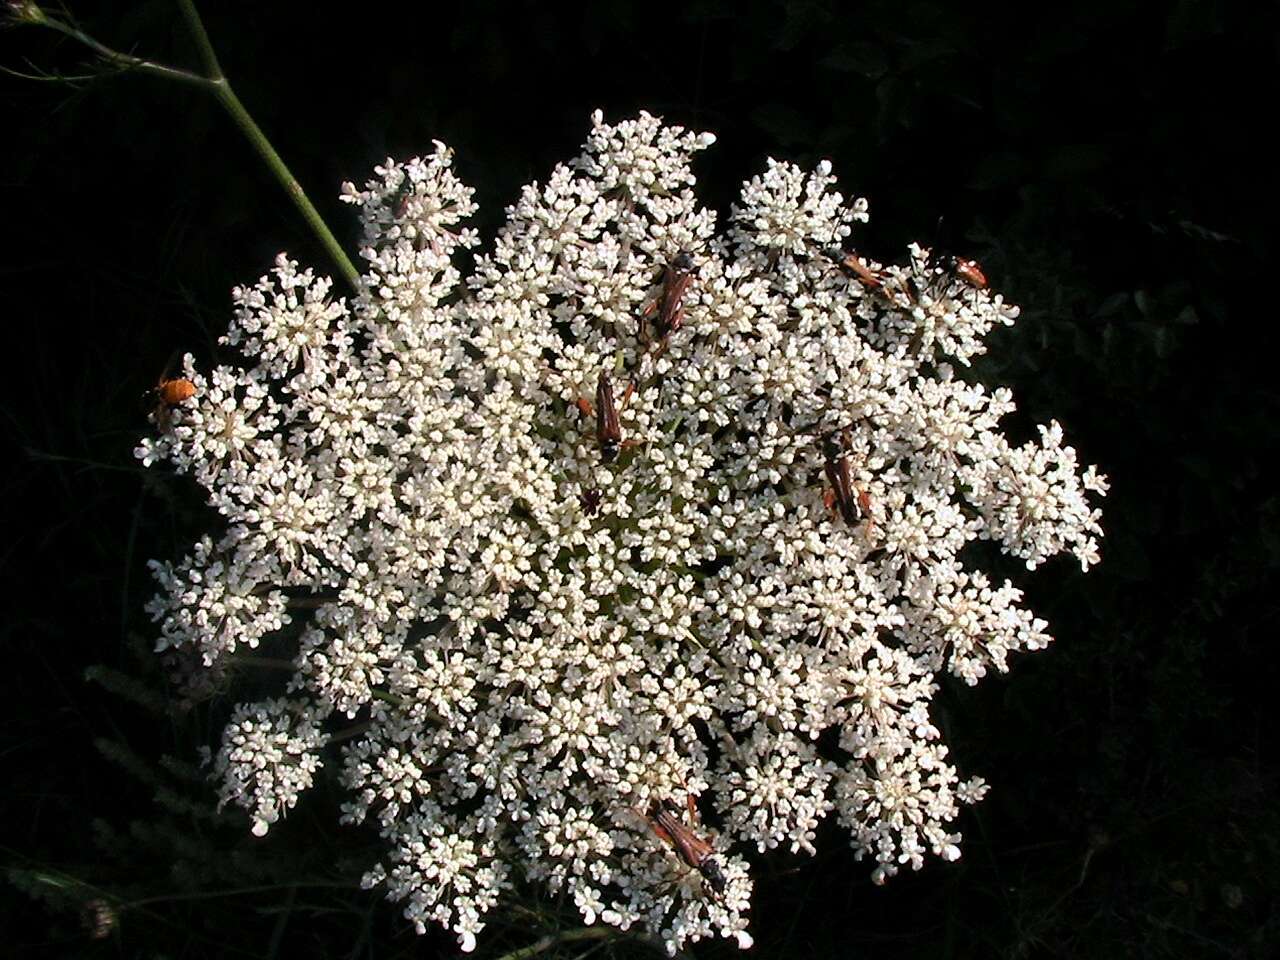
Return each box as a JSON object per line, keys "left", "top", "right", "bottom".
{"left": 946, "top": 255, "right": 989, "bottom": 290}
{"left": 633, "top": 794, "right": 727, "bottom": 898}
{"left": 911, "top": 250, "right": 990, "bottom": 311}
{"left": 148, "top": 369, "right": 197, "bottom": 431}
{"left": 917, "top": 241, "right": 989, "bottom": 294}
{"left": 826, "top": 247, "right": 885, "bottom": 290}
{"left": 573, "top": 370, "right": 636, "bottom": 463}
{"left": 923, "top": 217, "right": 990, "bottom": 291}
{"left": 825, "top": 247, "right": 919, "bottom": 309}
{"left": 821, "top": 428, "right": 875, "bottom": 534}
{"left": 638, "top": 250, "right": 696, "bottom": 351}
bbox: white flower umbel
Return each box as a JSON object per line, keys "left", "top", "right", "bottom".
{"left": 139, "top": 112, "right": 1106, "bottom": 953}
{"left": 210, "top": 698, "right": 330, "bottom": 837}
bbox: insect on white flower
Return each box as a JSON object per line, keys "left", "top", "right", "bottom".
{"left": 140, "top": 110, "right": 1106, "bottom": 954}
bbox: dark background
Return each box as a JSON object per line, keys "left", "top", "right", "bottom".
{"left": 2, "top": 1, "right": 1276, "bottom": 957}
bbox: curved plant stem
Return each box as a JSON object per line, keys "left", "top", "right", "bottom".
{"left": 9, "top": 1, "right": 361, "bottom": 288}
{"left": 491, "top": 926, "right": 617, "bottom": 960}
{"left": 205, "top": 74, "right": 360, "bottom": 287}
{"left": 172, "top": 0, "right": 360, "bottom": 287}
{"left": 25, "top": 9, "right": 211, "bottom": 87}
{"left": 175, "top": 0, "right": 222, "bottom": 80}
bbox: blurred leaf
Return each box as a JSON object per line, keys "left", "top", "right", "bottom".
{"left": 1174, "top": 217, "right": 1238, "bottom": 244}
{"left": 1152, "top": 326, "right": 1174, "bottom": 359}
{"left": 85, "top": 664, "right": 168, "bottom": 715}
{"left": 1043, "top": 143, "right": 1109, "bottom": 179}
{"left": 751, "top": 101, "right": 814, "bottom": 148}
{"left": 776, "top": 0, "right": 831, "bottom": 52}
{"left": 821, "top": 42, "right": 890, "bottom": 79}
{"left": 1093, "top": 292, "right": 1129, "bottom": 319}
{"left": 896, "top": 36, "right": 956, "bottom": 73}
{"left": 967, "top": 151, "right": 1024, "bottom": 191}
{"left": 1104, "top": 531, "right": 1152, "bottom": 581}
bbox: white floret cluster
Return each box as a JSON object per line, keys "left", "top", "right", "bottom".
{"left": 137, "top": 111, "right": 1106, "bottom": 953}
{"left": 209, "top": 698, "right": 329, "bottom": 838}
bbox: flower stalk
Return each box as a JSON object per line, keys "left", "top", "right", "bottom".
{"left": 5, "top": 1, "right": 360, "bottom": 287}
{"left": 491, "top": 926, "right": 618, "bottom": 960}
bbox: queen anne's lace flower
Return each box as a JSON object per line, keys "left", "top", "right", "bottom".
{"left": 138, "top": 111, "right": 1105, "bottom": 953}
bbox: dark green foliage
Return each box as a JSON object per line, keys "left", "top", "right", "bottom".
{"left": 2, "top": 0, "right": 1275, "bottom": 957}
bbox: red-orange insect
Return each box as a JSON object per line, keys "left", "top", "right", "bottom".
{"left": 947, "top": 255, "right": 989, "bottom": 289}
{"left": 634, "top": 794, "right": 726, "bottom": 897}
{"left": 148, "top": 371, "right": 196, "bottom": 430}
{"left": 156, "top": 377, "right": 197, "bottom": 407}
{"left": 639, "top": 250, "right": 697, "bottom": 350}
{"left": 827, "top": 247, "right": 884, "bottom": 290}
{"left": 574, "top": 370, "right": 636, "bottom": 462}
{"left": 821, "top": 429, "right": 875, "bottom": 536}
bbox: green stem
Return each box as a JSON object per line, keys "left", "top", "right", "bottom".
{"left": 126, "top": 879, "right": 356, "bottom": 909}
{"left": 226, "top": 655, "right": 295, "bottom": 671}
{"left": 328, "top": 721, "right": 373, "bottom": 745}
{"left": 174, "top": 0, "right": 223, "bottom": 79}
{"left": 176, "top": 0, "right": 360, "bottom": 288}
{"left": 14, "top": 2, "right": 361, "bottom": 288}
{"left": 370, "top": 688, "right": 446, "bottom": 726}
{"left": 208, "top": 77, "right": 360, "bottom": 287}
{"left": 35, "top": 13, "right": 211, "bottom": 88}
{"left": 492, "top": 927, "right": 617, "bottom": 960}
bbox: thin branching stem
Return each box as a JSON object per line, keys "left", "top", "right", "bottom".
{"left": 174, "top": 0, "right": 222, "bottom": 79}
{"left": 328, "top": 721, "right": 372, "bottom": 745}
{"left": 491, "top": 926, "right": 617, "bottom": 960}
{"left": 32, "top": 11, "right": 211, "bottom": 87}
{"left": 126, "top": 879, "right": 357, "bottom": 909}
{"left": 285, "top": 596, "right": 339, "bottom": 609}
{"left": 227, "top": 655, "right": 295, "bottom": 671}
{"left": 9, "top": 1, "right": 361, "bottom": 287}
{"left": 207, "top": 76, "right": 360, "bottom": 287}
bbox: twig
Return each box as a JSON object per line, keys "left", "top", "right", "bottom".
{"left": 285, "top": 596, "right": 338, "bottom": 609}
{"left": 207, "top": 75, "right": 359, "bottom": 287}
{"left": 7, "top": 1, "right": 361, "bottom": 287}
{"left": 226, "top": 655, "right": 295, "bottom": 671}
{"left": 174, "top": 0, "right": 222, "bottom": 80}
{"left": 491, "top": 926, "right": 616, "bottom": 960}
